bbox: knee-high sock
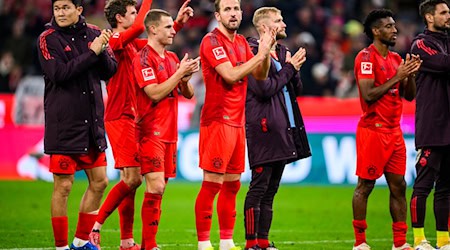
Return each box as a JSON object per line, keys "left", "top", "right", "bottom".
{"left": 195, "top": 181, "right": 222, "bottom": 241}
{"left": 217, "top": 180, "right": 241, "bottom": 240}
{"left": 118, "top": 188, "right": 136, "bottom": 240}
{"left": 75, "top": 213, "right": 97, "bottom": 240}
{"left": 141, "top": 193, "right": 162, "bottom": 249}
{"left": 52, "top": 216, "right": 68, "bottom": 247}
{"left": 97, "top": 180, "right": 132, "bottom": 225}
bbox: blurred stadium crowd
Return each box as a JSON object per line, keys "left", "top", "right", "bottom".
{"left": 0, "top": 0, "right": 423, "bottom": 97}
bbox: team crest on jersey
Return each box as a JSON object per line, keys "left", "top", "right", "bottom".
{"left": 142, "top": 67, "right": 156, "bottom": 81}
{"left": 361, "top": 62, "right": 373, "bottom": 75}
{"left": 213, "top": 47, "right": 226, "bottom": 60}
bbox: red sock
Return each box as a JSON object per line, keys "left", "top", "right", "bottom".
{"left": 195, "top": 181, "right": 222, "bottom": 241}
{"left": 97, "top": 180, "right": 132, "bottom": 224}
{"left": 246, "top": 239, "right": 258, "bottom": 249}
{"left": 52, "top": 216, "right": 68, "bottom": 247}
{"left": 258, "top": 238, "right": 269, "bottom": 248}
{"left": 393, "top": 221, "right": 407, "bottom": 247}
{"left": 75, "top": 213, "right": 97, "bottom": 240}
{"left": 353, "top": 220, "right": 367, "bottom": 246}
{"left": 217, "top": 180, "right": 241, "bottom": 240}
{"left": 118, "top": 189, "right": 136, "bottom": 239}
{"left": 141, "top": 193, "right": 162, "bottom": 249}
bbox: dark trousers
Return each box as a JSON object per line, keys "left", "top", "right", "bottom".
{"left": 244, "top": 160, "right": 286, "bottom": 240}
{"left": 411, "top": 146, "right": 450, "bottom": 230}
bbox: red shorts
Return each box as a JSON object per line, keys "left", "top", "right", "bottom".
{"left": 199, "top": 121, "right": 245, "bottom": 174}
{"left": 105, "top": 118, "right": 139, "bottom": 169}
{"left": 49, "top": 149, "right": 107, "bottom": 174}
{"left": 356, "top": 126, "right": 406, "bottom": 180}
{"left": 139, "top": 137, "right": 177, "bottom": 178}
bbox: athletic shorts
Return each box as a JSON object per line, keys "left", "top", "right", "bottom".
{"left": 199, "top": 121, "right": 245, "bottom": 174}
{"left": 49, "top": 149, "right": 107, "bottom": 174}
{"left": 105, "top": 118, "right": 139, "bottom": 169}
{"left": 139, "top": 137, "right": 177, "bottom": 178}
{"left": 356, "top": 126, "right": 406, "bottom": 180}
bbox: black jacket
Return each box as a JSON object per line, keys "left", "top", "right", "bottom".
{"left": 37, "top": 17, "right": 117, "bottom": 154}
{"left": 411, "top": 29, "right": 450, "bottom": 148}
{"left": 245, "top": 37, "right": 311, "bottom": 168}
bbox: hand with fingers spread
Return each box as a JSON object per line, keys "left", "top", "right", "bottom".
{"left": 175, "top": 0, "right": 194, "bottom": 26}
{"left": 257, "top": 25, "right": 277, "bottom": 57}
{"left": 395, "top": 53, "right": 422, "bottom": 80}
{"left": 289, "top": 47, "right": 307, "bottom": 71}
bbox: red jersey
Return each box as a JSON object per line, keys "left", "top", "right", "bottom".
{"left": 354, "top": 44, "right": 403, "bottom": 130}
{"left": 199, "top": 28, "right": 254, "bottom": 127}
{"left": 132, "top": 45, "right": 179, "bottom": 143}
{"left": 104, "top": 0, "right": 152, "bottom": 121}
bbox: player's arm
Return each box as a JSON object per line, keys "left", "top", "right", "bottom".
{"left": 411, "top": 38, "right": 450, "bottom": 73}
{"left": 143, "top": 55, "right": 199, "bottom": 103}
{"left": 214, "top": 54, "right": 267, "bottom": 85}
{"left": 109, "top": 0, "right": 152, "bottom": 50}
{"left": 400, "top": 54, "right": 421, "bottom": 101}
{"left": 37, "top": 31, "right": 109, "bottom": 85}
{"left": 174, "top": 0, "right": 194, "bottom": 31}
{"left": 249, "top": 48, "right": 306, "bottom": 99}
{"left": 179, "top": 80, "right": 194, "bottom": 99}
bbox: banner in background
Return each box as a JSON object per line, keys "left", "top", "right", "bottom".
{"left": 0, "top": 94, "right": 418, "bottom": 184}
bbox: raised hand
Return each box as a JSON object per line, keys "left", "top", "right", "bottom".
{"left": 289, "top": 47, "right": 307, "bottom": 71}
{"left": 90, "top": 29, "right": 112, "bottom": 55}
{"left": 175, "top": 0, "right": 194, "bottom": 26}
{"left": 257, "top": 25, "right": 277, "bottom": 56}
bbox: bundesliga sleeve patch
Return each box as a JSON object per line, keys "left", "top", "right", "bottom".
{"left": 141, "top": 67, "right": 156, "bottom": 81}
{"left": 361, "top": 62, "right": 373, "bottom": 75}
{"left": 212, "top": 47, "right": 227, "bottom": 60}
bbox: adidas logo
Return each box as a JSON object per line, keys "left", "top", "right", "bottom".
{"left": 204, "top": 215, "right": 212, "bottom": 220}
{"left": 64, "top": 45, "right": 72, "bottom": 52}
{"left": 149, "top": 220, "right": 159, "bottom": 226}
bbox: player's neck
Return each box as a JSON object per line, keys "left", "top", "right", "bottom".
{"left": 147, "top": 39, "right": 166, "bottom": 57}
{"left": 373, "top": 40, "right": 389, "bottom": 57}
{"left": 218, "top": 26, "right": 236, "bottom": 42}
{"left": 114, "top": 26, "right": 126, "bottom": 33}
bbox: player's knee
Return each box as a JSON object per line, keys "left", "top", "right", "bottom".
{"left": 356, "top": 179, "right": 375, "bottom": 196}
{"left": 90, "top": 176, "right": 108, "bottom": 192}
{"left": 124, "top": 176, "right": 142, "bottom": 189}
{"left": 56, "top": 180, "right": 73, "bottom": 197}
{"left": 147, "top": 180, "right": 165, "bottom": 195}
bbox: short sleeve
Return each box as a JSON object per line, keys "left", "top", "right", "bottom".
{"left": 133, "top": 55, "right": 159, "bottom": 89}
{"left": 201, "top": 35, "right": 230, "bottom": 68}
{"left": 355, "top": 51, "right": 375, "bottom": 80}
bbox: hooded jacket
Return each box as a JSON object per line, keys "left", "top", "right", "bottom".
{"left": 410, "top": 29, "right": 450, "bottom": 148}
{"left": 37, "top": 16, "right": 117, "bottom": 154}
{"left": 245, "top": 37, "right": 311, "bottom": 168}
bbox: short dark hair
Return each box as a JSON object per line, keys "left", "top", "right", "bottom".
{"left": 144, "top": 9, "right": 172, "bottom": 33}
{"left": 104, "top": 0, "right": 137, "bottom": 28}
{"left": 419, "top": 0, "right": 449, "bottom": 25}
{"left": 363, "top": 9, "right": 394, "bottom": 40}
{"left": 214, "top": 0, "right": 241, "bottom": 12}
{"left": 52, "top": 0, "right": 82, "bottom": 7}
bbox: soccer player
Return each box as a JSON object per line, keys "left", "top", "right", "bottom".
{"left": 88, "top": 1, "right": 193, "bottom": 249}
{"left": 37, "top": 0, "right": 117, "bottom": 249}
{"left": 243, "top": 7, "right": 312, "bottom": 250}
{"left": 409, "top": 1, "right": 450, "bottom": 249}
{"left": 351, "top": 9, "right": 421, "bottom": 250}
{"left": 194, "top": 0, "right": 276, "bottom": 249}
{"left": 132, "top": 9, "right": 200, "bottom": 250}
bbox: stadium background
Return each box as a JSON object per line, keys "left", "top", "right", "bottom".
{"left": 0, "top": 0, "right": 423, "bottom": 184}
